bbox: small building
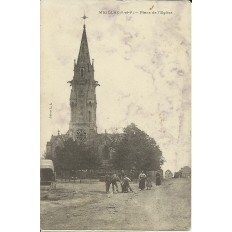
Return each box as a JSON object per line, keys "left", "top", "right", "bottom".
{"left": 165, "top": 169, "right": 173, "bottom": 179}
{"left": 180, "top": 166, "right": 191, "bottom": 178}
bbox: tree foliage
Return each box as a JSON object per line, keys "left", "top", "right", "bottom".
{"left": 53, "top": 139, "right": 100, "bottom": 172}
{"left": 112, "top": 123, "right": 163, "bottom": 171}
{"left": 49, "top": 124, "right": 164, "bottom": 173}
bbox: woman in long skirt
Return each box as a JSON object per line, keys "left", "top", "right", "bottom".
{"left": 139, "top": 171, "right": 146, "bottom": 190}
{"left": 156, "top": 172, "right": 161, "bottom": 186}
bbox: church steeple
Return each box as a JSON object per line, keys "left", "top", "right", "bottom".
{"left": 68, "top": 14, "right": 99, "bottom": 144}
{"left": 76, "top": 23, "right": 91, "bottom": 67}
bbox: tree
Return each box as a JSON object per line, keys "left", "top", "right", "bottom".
{"left": 54, "top": 138, "right": 100, "bottom": 172}
{"left": 112, "top": 123, "right": 164, "bottom": 171}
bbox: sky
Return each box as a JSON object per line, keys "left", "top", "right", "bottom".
{"left": 41, "top": 0, "right": 191, "bottom": 173}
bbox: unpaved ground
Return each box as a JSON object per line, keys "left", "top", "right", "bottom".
{"left": 41, "top": 178, "right": 191, "bottom": 230}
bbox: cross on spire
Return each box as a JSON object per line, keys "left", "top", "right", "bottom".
{"left": 81, "top": 12, "right": 88, "bottom": 27}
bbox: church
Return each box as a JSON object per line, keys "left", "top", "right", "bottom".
{"left": 46, "top": 17, "right": 114, "bottom": 169}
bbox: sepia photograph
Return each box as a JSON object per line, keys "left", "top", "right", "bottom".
{"left": 40, "top": 0, "right": 191, "bottom": 231}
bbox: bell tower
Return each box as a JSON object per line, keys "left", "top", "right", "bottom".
{"left": 68, "top": 15, "right": 100, "bottom": 144}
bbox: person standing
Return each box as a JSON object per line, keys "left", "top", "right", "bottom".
{"left": 139, "top": 171, "right": 146, "bottom": 190}
{"left": 111, "top": 173, "right": 120, "bottom": 193}
{"left": 120, "top": 170, "right": 125, "bottom": 181}
{"left": 146, "top": 174, "right": 152, "bottom": 190}
{"left": 105, "top": 173, "right": 111, "bottom": 193}
{"left": 156, "top": 172, "right": 161, "bottom": 186}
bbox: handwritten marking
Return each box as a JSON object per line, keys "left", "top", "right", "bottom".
{"left": 49, "top": 103, "right": 52, "bottom": 119}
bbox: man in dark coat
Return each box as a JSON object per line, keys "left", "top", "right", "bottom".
{"left": 105, "top": 173, "right": 111, "bottom": 193}
{"left": 111, "top": 173, "right": 120, "bottom": 192}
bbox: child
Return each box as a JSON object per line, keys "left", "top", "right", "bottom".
{"left": 146, "top": 174, "right": 152, "bottom": 190}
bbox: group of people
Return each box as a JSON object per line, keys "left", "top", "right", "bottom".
{"left": 105, "top": 172, "right": 133, "bottom": 193}
{"left": 138, "top": 171, "right": 161, "bottom": 190}
{"left": 105, "top": 170, "right": 162, "bottom": 193}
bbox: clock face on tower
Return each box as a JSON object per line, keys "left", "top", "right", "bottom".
{"left": 76, "top": 129, "right": 87, "bottom": 142}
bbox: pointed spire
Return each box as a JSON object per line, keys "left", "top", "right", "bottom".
{"left": 77, "top": 14, "right": 91, "bottom": 68}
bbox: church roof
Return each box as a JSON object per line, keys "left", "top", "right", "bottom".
{"left": 48, "top": 133, "right": 68, "bottom": 146}
{"left": 97, "top": 133, "right": 124, "bottom": 145}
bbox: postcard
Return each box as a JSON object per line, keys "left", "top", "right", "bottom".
{"left": 40, "top": 0, "right": 191, "bottom": 230}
